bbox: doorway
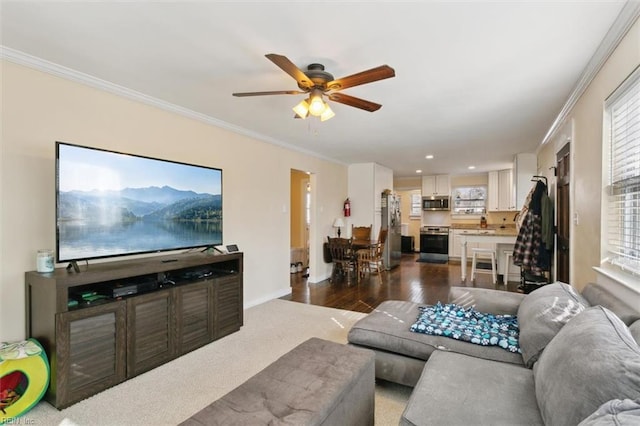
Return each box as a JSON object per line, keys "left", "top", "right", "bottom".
{"left": 290, "top": 169, "right": 310, "bottom": 278}
{"left": 556, "top": 143, "right": 570, "bottom": 283}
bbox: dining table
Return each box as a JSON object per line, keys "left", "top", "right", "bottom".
{"left": 352, "top": 239, "right": 376, "bottom": 250}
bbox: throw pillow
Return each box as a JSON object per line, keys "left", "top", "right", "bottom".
{"left": 517, "top": 282, "right": 588, "bottom": 367}
{"left": 578, "top": 398, "right": 640, "bottom": 426}
{"left": 533, "top": 306, "right": 640, "bottom": 426}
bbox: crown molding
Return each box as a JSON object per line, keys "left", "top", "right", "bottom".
{"left": 0, "top": 45, "right": 344, "bottom": 166}
{"left": 541, "top": 0, "right": 640, "bottom": 146}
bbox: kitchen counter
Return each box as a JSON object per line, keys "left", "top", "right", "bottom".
{"left": 459, "top": 231, "right": 519, "bottom": 281}
{"left": 450, "top": 224, "right": 518, "bottom": 236}
{"left": 450, "top": 223, "right": 516, "bottom": 230}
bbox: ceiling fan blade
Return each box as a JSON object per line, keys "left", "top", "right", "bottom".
{"left": 328, "top": 93, "right": 382, "bottom": 112}
{"left": 265, "top": 53, "right": 313, "bottom": 90}
{"left": 233, "top": 90, "right": 306, "bottom": 97}
{"left": 326, "top": 65, "right": 395, "bottom": 91}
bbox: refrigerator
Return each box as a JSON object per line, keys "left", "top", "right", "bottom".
{"left": 381, "top": 192, "right": 401, "bottom": 269}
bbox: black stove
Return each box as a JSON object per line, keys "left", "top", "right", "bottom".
{"left": 421, "top": 226, "right": 450, "bottom": 235}
{"left": 419, "top": 226, "right": 450, "bottom": 263}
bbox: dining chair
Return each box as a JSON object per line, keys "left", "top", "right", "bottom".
{"left": 351, "top": 224, "right": 372, "bottom": 242}
{"left": 327, "top": 237, "right": 356, "bottom": 283}
{"left": 357, "top": 228, "right": 388, "bottom": 278}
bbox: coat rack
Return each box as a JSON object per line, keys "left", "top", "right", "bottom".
{"left": 531, "top": 175, "right": 548, "bottom": 186}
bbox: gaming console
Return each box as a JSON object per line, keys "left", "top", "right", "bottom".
{"left": 112, "top": 280, "right": 158, "bottom": 298}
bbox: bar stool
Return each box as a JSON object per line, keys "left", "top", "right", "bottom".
{"left": 471, "top": 247, "right": 497, "bottom": 284}
{"left": 503, "top": 250, "right": 514, "bottom": 281}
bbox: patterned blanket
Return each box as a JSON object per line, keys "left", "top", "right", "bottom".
{"left": 410, "top": 303, "right": 521, "bottom": 353}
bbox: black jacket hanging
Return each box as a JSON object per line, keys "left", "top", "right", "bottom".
{"left": 513, "top": 180, "right": 551, "bottom": 276}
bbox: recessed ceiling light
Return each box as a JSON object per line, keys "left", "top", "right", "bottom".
{"left": 425, "top": 155, "right": 434, "bottom": 159}
{"left": 468, "top": 166, "right": 476, "bottom": 170}
{"left": 416, "top": 169, "right": 422, "bottom": 174}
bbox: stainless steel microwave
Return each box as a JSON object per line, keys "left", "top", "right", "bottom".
{"left": 422, "top": 196, "right": 450, "bottom": 211}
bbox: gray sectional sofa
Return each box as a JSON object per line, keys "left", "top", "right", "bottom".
{"left": 348, "top": 282, "right": 640, "bottom": 425}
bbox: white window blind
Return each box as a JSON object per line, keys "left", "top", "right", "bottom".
{"left": 605, "top": 65, "right": 640, "bottom": 276}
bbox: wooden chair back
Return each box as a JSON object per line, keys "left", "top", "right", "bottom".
{"left": 327, "top": 237, "right": 355, "bottom": 282}
{"left": 375, "top": 228, "right": 388, "bottom": 257}
{"left": 327, "top": 237, "right": 353, "bottom": 262}
{"left": 352, "top": 225, "right": 372, "bottom": 242}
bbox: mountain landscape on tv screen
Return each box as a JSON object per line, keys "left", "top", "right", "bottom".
{"left": 58, "top": 185, "right": 222, "bottom": 223}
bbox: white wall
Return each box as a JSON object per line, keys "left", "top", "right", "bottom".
{"left": 347, "top": 163, "right": 393, "bottom": 237}
{"left": 0, "top": 60, "right": 347, "bottom": 341}
{"left": 537, "top": 16, "right": 640, "bottom": 291}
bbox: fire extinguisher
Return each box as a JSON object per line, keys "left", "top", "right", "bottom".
{"left": 343, "top": 198, "right": 351, "bottom": 217}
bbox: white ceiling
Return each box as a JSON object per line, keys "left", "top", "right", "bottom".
{"left": 0, "top": 1, "right": 630, "bottom": 177}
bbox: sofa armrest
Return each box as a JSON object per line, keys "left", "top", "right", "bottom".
{"left": 448, "top": 287, "right": 526, "bottom": 316}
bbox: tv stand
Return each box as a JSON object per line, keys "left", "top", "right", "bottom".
{"left": 25, "top": 251, "right": 243, "bottom": 409}
{"left": 66, "top": 260, "right": 80, "bottom": 273}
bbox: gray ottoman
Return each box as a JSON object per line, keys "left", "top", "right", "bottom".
{"left": 180, "top": 337, "right": 375, "bottom": 426}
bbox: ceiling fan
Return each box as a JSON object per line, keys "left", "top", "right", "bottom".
{"left": 232, "top": 53, "right": 395, "bottom": 121}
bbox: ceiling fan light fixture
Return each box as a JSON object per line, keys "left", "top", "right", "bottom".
{"left": 235, "top": 54, "right": 395, "bottom": 121}
{"left": 293, "top": 99, "right": 310, "bottom": 119}
{"left": 320, "top": 104, "right": 335, "bottom": 121}
{"left": 308, "top": 90, "right": 326, "bottom": 116}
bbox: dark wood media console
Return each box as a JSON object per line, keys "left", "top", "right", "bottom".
{"left": 25, "top": 251, "right": 243, "bottom": 409}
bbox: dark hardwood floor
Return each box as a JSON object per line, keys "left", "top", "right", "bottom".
{"left": 281, "top": 253, "right": 522, "bottom": 313}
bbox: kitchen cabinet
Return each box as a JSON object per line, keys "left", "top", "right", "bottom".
{"left": 421, "top": 175, "right": 450, "bottom": 197}
{"left": 488, "top": 169, "right": 516, "bottom": 211}
{"left": 514, "top": 153, "right": 537, "bottom": 211}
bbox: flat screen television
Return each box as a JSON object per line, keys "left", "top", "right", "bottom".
{"left": 56, "top": 142, "right": 222, "bottom": 263}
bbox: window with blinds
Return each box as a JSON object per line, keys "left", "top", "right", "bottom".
{"left": 605, "top": 65, "right": 640, "bottom": 276}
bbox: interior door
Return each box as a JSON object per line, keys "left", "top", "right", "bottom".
{"left": 556, "top": 143, "right": 570, "bottom": 283}
{"left": 290, "top": 169, "right": 310, "bottom": 278}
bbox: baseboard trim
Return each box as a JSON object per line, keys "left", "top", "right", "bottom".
{"left": 244, "top": 287, "right": 291, "bottom": 310}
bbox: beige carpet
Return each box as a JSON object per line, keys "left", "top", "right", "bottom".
{"left": 25, "top": 299, "right": 411, "bottom": 425}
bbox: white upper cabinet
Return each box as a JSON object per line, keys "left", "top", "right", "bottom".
{"left": 488, "top": 169, "right": 516, "bottom": 211}
{"left": 514, "top": 153, "right": 537, "bottom": 211}
{"left": 488, "top": 153, "right": 536, "bottom": 212}
{"left": 488, "top": 171, "right": 499, "bottom": 211}
{"left": 498, "top": 169, "right": 516, "bottom": 210}
{"left": 421, "top": 175, "right": 450, "bottom": 197}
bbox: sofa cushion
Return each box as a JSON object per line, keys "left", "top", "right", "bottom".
{"left": 449, "top": 286, "right": 526, "bottom": 316}
{"left": 533, "top": 306, "right": 640, "bottom": 426}
{"left": 578, "top": 398, "right": 640, "bottom": 426}
{"left": 347, "top": 300, "right": 524, "bottom": 367}
{"left": 400, "top": 351, "right": 543, "bottom": 426}
{"left": 581, "top": 282, "right": 640, "bottom": 326}
{"left": 630, "top": 320, "right": 640, "bottom": 344}
{"left": 517, "top": 282, "right": 588, "bottom": 367}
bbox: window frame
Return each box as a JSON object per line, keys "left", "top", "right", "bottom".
{"left": 601, "top": 64, "right": 640, "bottom": 283}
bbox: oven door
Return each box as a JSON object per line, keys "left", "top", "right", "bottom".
{"left": 419, "top": 233, "right": 449, "bottom": 263}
